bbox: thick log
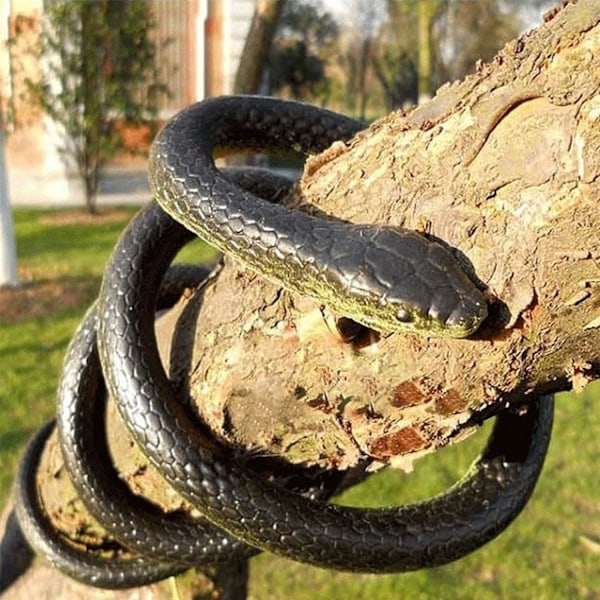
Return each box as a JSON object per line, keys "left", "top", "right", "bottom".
{"left": 181, "top": 0, "right": 600, "bottom": 470}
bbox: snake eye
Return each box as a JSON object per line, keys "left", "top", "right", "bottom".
{"left": 395, "top": 308, "right": 413, "bottom": 324}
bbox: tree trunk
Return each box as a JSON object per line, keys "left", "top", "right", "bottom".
{"left": 357, "top": 36, "right": 371, "bottom": 120}
{"left": 417, "top": 0, "right": 439, "bottom": 103}
{"left": 173, "top": 0, "right": 600, "bottom": 472}
{"left": 234, "top": 0, "right": 286, "bottom": 94}
{"left": 0, "top": 8, "right": 18, "bottom": 288}
{"left": 3, "top": 1, "right": 600, "bottom": 596}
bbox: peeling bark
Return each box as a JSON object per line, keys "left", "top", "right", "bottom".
{"left": 4, "top": 0, "right": 600, "bottom": 595}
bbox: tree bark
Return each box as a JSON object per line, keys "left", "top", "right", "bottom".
{"left": 3, "top": 0, "right": 600, "bottom": 596}
{"left": 233, "top": 0, "right": 286, "bottom": 94}
{"left": 177, "top": 0, "right": 600, "bottom": 472}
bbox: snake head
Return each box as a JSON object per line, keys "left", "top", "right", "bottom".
{"left": 334, "top": 227, "right": 488, "bottom": 338}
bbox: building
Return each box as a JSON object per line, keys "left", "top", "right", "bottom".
{"left": 0, "top": 0, "right": 255, "bottom": 205}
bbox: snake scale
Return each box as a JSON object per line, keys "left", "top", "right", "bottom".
{"left": 13, "top": 96, "right": 554, "bottom": 588}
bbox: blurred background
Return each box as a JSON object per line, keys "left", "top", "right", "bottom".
{"left": 1, "top": 0, "right": 555, "bottom": 206}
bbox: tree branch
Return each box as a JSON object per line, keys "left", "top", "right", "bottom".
{"left": 179, "top": 0, "right": 600, "bottom": 470}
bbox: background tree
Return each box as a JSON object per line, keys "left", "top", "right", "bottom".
{"left": 415, "top": 0, "right": 445, "bottom": 102}
{"left": 336, "top": 0, "right": 385, "bottom": 119}
{"left": 23, "top": 0, "right": 170, "bottom": 213}
{"left": 234, "top": 0, "right": 287, "bottom": 95}
{"left": 269, "top": 0, "right": 338, "bottom": 103}
{"left": 371, "top": 3, "right": 419, "bottom": 111}
{"left": 434, "top": 0, "right": 520, "bottom": 85}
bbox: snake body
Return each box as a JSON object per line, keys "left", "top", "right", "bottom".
{"left": 13, "top": 172, "right": 346, "bottom": 587}
{"left": 14, "top": 98, "right": 554, "bottom": 587}
{"left": 96, "top": 98, "right": 550, "bottom": 574}
{"left": 96, "top": 203, "right": 553, "bottom": 570}
{"left": 15, "top": 264, "right": 213, "bottom": 588}
{"left": 15, "top": 420, "right": 187, "bottom": 588}
{"left": 149, "top": 96, "right": 488, "bottom": 336}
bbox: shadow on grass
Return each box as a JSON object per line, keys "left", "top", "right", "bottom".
{"left": 0, "top": 275, "right": 101, "bottom": 325}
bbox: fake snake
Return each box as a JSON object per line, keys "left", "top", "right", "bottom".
{"left": 148, "top": 96, "right": 488, "bottom": 336}
{"left": 14, "top": 97, "right": 553, "bottom": 587}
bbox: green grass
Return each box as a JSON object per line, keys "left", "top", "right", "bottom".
{"left": 1, "top": 208, "right": 599, "bottom": 599}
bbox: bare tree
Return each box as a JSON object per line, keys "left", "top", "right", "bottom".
{"left": 416, "top": 0, "right": 445, "bottom": 102}
{"left": 338, "top": 0, "right": 384, "bottom": 118}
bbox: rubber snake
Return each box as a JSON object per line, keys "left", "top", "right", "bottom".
{"left": 13, "top": 98, "right": 554, "bottom": 586}
{"left": 14, "top": 170, "right": 347, "bottom": 588}
{"left": 149, "top": 96, "right": 491, "bottom": 337}
{"left": 98, "top": 98, "right": 550, "bottom": 573}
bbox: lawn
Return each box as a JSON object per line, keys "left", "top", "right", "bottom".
{"left": 1, "top": 208, "right": 598, "bottom": 599}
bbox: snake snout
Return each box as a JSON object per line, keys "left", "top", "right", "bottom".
{"left": 424, "top": 283, "right": 488, "bottom": 337}
{"left": 442, "top": 295, "right": 488, "bottom": 337}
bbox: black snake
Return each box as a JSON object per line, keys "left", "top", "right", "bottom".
{"left": 13, "top": 97, "right": 554, "bottom": 588}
